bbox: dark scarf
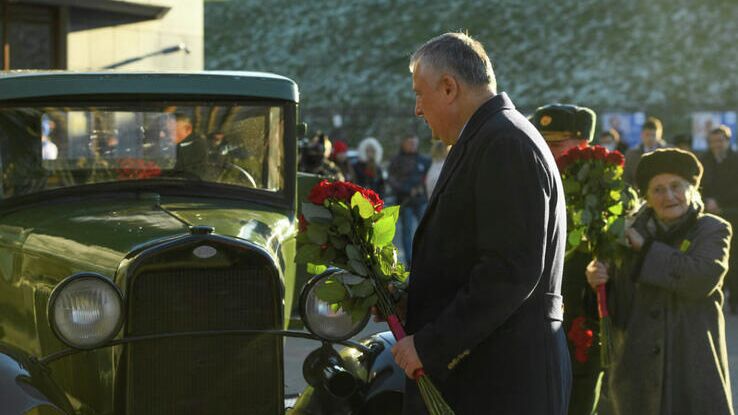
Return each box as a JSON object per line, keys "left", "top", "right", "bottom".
{"left": 629, "top": 203, "right": 700, "bottom": 281}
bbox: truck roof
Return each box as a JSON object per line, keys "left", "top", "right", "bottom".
{"left": 0, "top": 71, "right": 299, "bottom": 103}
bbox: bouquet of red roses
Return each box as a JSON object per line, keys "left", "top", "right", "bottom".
{"left": 117, "top": 158, "right": 162, "bottom": 180}
{"left": 297, "top": 180, "right": 454, "bottom": 415}
{"left": 557, "top": 145, "right": 638, "bottom": 368}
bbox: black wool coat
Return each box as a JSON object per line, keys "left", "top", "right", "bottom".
{"left": 404, "top": 93, "right": 572, "bottom": 415}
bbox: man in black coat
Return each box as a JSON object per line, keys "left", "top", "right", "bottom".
{"left": 701, "top": 125, "right": 738, "bottom": 312}
{"left": 392, "top": 32, "right": 571, "bottom": 414}
{"left": 171, "top": 113, "right": 208, "bottom": 178}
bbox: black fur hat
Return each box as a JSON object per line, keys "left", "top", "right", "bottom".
{"left": 635, "top": 148, "right": 703, "bottom": 194}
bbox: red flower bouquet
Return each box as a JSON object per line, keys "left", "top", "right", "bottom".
{"left": 297, "top": 179, "right": 454, "bottom": 414}
{"left": 117, "top": 158, "right": 162, "bottom": 180}
{"left": 557, "top": 145, "right": 636, "bottom": 368}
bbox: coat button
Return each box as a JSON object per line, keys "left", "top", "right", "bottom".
{"left": 650, "top": 309, "right": 661, "bottom": 319}
{"left": 652, "top": 346, "right": 661, "bottom": 355}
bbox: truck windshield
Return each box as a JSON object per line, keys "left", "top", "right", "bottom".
{"left": 0, "top": 102, "right": 284, "bottom": 198}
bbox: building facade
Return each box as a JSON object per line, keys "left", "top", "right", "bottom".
{"left": 2, "top": 0, "right": 203, "bottom": 71}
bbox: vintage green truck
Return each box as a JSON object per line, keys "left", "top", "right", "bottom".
{"left": 0, "top": 72, "right": 403, "bottom": 414}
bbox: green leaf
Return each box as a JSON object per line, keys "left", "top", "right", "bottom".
{"left": 349, "top": 259, "right": 369, "bottom": 276}
{"left": 381, "top": 205, "right": 401, "bottom": 225}
{"left": 351, "top": 304, "right": 368, "bottom": 324}
{"left": 351, "top": 279, "right": 375, "bottom": 297}
{"left": 563, "top": 179, "right": 581, "bottom": 194}
{"left": 307, "top": 224, "right": 329, "bottom": 245}
{"left": 585, "top": 194, "right": 598, "bottom": 208}
{"left": 345, "top": 244, "right": 363, "bottom": 261}
{"left": 337, "top": 272, "right": 364, "bottom": 285}
{"left": 333, "top": 216, "right": 352, "bottom": 235}
{"left": 330, "top": 235, "right": 347, "bottom": 250}
{"left": 302, "top": 203, "right": 333, "bottom": 224}
{"left": 351, "top": 192, "right": 375, "bottom": 219}
{"left": 577, "top": 163, "right": 591, "bottom": 182}
{"left": 359, "top": 294, "right": 378, "bottom": 310}
{"left": 329, "top": 201, "right": 352, "bottom": 218}
{"left": 608, "top": 217, "right": 626, "bottom": 238}
{"left": 371, "top": 215, "right": 396, "bottom": 247}
{"left": 582, "top": 209, "right": 592, "bottom": 225}
{"left": 314, "top": 279, "right": 347, "bottom": 303}
{"left": 608, "top": 203, "right": 623, "bottom": 215}
{"left": 295, "top": 244, "right": 322, "bottom": 263}
{"left": 568, "top": 228, "right": 583, "bottom": 248}
{"left": 609, "top": 190, "right": 621, "bottom": 201}
{"left": 319, "top": 246, "right": 336, "bottom": 262}
{"left": 306, "top": 263, "right": 327, "bottom": 275}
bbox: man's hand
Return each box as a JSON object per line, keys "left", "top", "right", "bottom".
{"left": 391, "top": 335, "right": 423, "bottom": 379}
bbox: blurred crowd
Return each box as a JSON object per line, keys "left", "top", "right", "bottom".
{"left": 299, "top": 116, "right": 738, "bottom": 414}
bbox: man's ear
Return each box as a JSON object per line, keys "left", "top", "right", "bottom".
{"left": 439, "top": 74, "right": 459, "bottom": 103}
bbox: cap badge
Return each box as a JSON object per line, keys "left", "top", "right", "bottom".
{"left": 540, "top": 115, "right": 552, "bottom": 127}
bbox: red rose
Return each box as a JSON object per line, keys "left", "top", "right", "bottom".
{"left": 556, "top": 153, "right": 571, "bottom": 171}
{"left": 606, "top": 151, "right": 625, "bottom": 167}
{"left": 579, "top": 147, "right": 593, "bottom": 160}
{"left": 298, "top": 214, "right": 308, "bottom": 233}
{"left": 307, "top": 180, "right": 332, "bottom": 205}
{"left": 565, "top": 146, "right": 583, "bottom": 163}
{"left": 360, "top": 188, "right": 384, "bottom": 212}
{"left": 593, "top": 145, "right": 608, "bottom": 160}
{"left": 567, "top": 316, "right": 594, "bottom": 363}
{"left": 308, "top": 180, "right": 385, "bottom": 212}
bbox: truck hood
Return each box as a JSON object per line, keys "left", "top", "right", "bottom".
{"left": 0, "top": 193, "right": 294, "bottom": 277}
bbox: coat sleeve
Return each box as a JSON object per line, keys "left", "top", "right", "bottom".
{"left": 637, "top": 217, "right": 731, "bottom": 300}
{"left": 413, "top": 134, "right": 551, "bottom": 381}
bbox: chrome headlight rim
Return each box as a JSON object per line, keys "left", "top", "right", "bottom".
{"left": 47, "top": 272, "right": 124, "bottom": 350}
{"left": 299, "top": 269, "right": 370, "bottom": 342}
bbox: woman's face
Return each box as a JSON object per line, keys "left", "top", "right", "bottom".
{"left": 366, "top": 146, "right": 376, "bottom": 161}
{"left": 646, "top": 173, "right": 692, "bottom": 224}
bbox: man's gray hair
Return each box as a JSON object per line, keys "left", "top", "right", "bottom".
{"left": 410, "top": 32, "right": 496, "bottom": 91}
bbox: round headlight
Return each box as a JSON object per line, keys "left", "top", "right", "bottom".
{"left": 299, "top": 270, "right": 369, "bottom": 342}
{"left": 48, "top": 273, "right": 124, "bottom": 349}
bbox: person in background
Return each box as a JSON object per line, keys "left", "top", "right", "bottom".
{"left": 700, "top": 125, "right": 738, "bottom": 313}
{"left": 387, "top": 134, "right": 430, "bottom": 263}
{"left": 353, "top": 137, "right": 385, "bottom": 196}
{"left": 424, "top": 140, "right": 450, "bottom": 198}
{"left": 671, "top": 133, "right": 693, "bottom": 152}
{"left": 598, "top": 128, "right": 628, "bottom": 155}
{"left": 41, "top": 115, "right": 58, "bottom": 161}
{"left": 331, "top": 139, "right": 356, "bottom": 183}
{"left": 587, "top": 148, "right": 733, "bottom": 415}
{"left": 532, "top": 103, "right": 602, "bottom": 415}
{"left": 623, "top": 117, "right": 668, "bottom": 184}
{"left": 171, "top": 113, "right": 208, "bottom": 177}
{"left": 298, "top": 131, "right": 344, "bottom": 181}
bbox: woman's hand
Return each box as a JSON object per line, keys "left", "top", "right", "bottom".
{"left": 625, "top": 228, "right": 645, "bottom": 251}
{"left": 586, "top": 259, "right": 610, "bottom": 290}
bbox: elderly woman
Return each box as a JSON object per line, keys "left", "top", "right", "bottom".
{"left": 586, "top": 149, "right": 733, "bottom": 415}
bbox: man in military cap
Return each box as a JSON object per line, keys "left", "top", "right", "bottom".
{"left": 532, "top": 104, "right": 603, "bottom": 415}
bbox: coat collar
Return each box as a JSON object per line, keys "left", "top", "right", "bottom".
{"left": 428, "top": 92, "right": 514, "bottom": 201}
{"left": 410, "top": 92, "right": 515, "bottom": 260}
